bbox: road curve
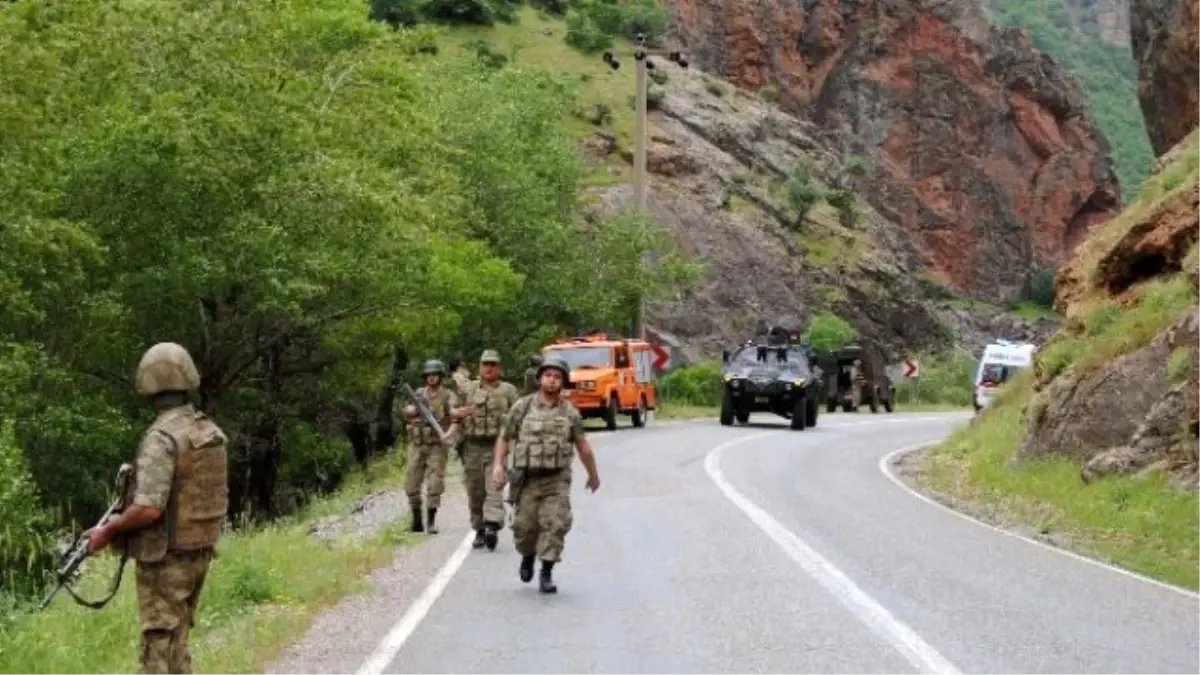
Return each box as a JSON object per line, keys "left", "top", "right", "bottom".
{"left": 276, "top": 413, "right": 1200, "bottom": 674}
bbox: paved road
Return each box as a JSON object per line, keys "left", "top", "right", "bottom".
{"left": 274, "top": 413, "right": 1200, "bottom": 674}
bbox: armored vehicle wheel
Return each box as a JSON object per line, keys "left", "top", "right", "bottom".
{"left": 605, "top": 395, "right": 619, "bottom": 431}
{"left": 869, "top": 391, "right": 879, "bottom": 414}
{"left": 883, "top": 392, "right": 894, "bottom": 413}
{"left": 719, "top": 390, "right": 735, "bottom": 426}
{"left": 842, "top": 401, "right": 854, "bottom": 413}
{"left": 790, "top": 394, "right": 808, "bottom": 430}
{"left": 826, "top": 398, "right": 837, "bottom": 414}
{"left": 805, "top": 394, "right": 818, "bottom": 427}
{"left": 735, "top": 410, "right": 749, "bottom": 424}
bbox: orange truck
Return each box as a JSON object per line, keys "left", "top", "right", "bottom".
{"left": 541, "top": 333, "right": 659, "bottom": 430}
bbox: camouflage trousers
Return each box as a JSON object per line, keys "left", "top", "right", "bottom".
{"left": 462, "top": 439, "right": 506, "bottom": 530}
{"left": 511, "top": 469, "right": 573, "bottom": 563}
{"left": 405, "top": 442, "right": 448, "bottom": 509}
{"left": 136, "top": 548, "right": 214, "bottom": 674}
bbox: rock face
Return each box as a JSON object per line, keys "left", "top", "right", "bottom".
{"left": 1129, "top": 0, "right": 1200, "bottom": 155}
{"left": 663, "top": 0, "right": 1123, "bottom": 305}
{"left": 579, "top": 64, "right": 1030, "bottom": 361}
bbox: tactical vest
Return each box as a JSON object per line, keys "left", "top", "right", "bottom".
{"left": 463, "top": 380, "right": 515, "bottom": 441}
{"left": 408, "top": 386, "right": 452, "bottom": 445}
{"left": 511, "top": 398, "right": 575, "bottom": 471}
{"left": 127, "top": 405, "right": 229, "bottom": 563}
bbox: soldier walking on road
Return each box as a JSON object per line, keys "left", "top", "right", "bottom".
{"left": 491, "top": 356, "right": 601, "bottom": 594}
{"left": 85, "top": 342, "right": 229, "bottom": 674}
{"left": 454, "top": 349, "right": 520, "bottom": 550}
{"left": 521, "top": 353, "right": 542, "bottom": 395}
{"left": 849, "top": 358, "right": 864, "bottom": 410}
{"left": 399, "top": 359, "right": 465, "bottom": 534}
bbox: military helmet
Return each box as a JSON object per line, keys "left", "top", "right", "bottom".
{"left": 480, "top": 349, "right": 501, "bottom": 364}
{"left": 528, "top": 353, "right": 543, "bottom": 367}
{"left": 135, "top": 342, "right": 201, "bottom": 396}
{"left": 536, "top": 356, "right": 570, "bottom": 379}
{"left": 421, "top": 359, "right": 446, "bottom": 376}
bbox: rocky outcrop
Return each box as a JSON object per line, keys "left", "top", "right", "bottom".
{"left": 663, "top": 0, "right": 1122, "bottom": 305}
{"left": 1130, "top": 0, "right": 1200, "bottom": 155}
{"left": 580, "top": 63, "right": 1032, "bottom": 360}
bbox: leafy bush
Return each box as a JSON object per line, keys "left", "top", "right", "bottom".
{"left": 0, "top": 421, "right": 55, "bottom": 601}
{"left": 1027, "top": 266, "right": 1057, "bottom": 307}
{"left": 802, "top": 312, "right": 856, "bottom": 351}
{"left": 659, "top": 362, "right": 723, "bottom": 407}
{"left": 564, "top": 0, "right": 670, "bottom": 52}
{"left": 565, "top": 11, "right": 613, "bottom": 52}
{"left": 648, "top": 68, "right": 668, "bottom": 85}
{"left": 759, "top": 85, "right": 779, "bottom": 102}
{"left": 825, "top": 188, "right": 854, "bottom": 212}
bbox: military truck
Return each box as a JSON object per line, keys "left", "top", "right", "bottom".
{"left": 823, "top": 344, "right": 895, "bottom": 413}
{"left": 719, "top": 342, "right": 823, "bottom": 430}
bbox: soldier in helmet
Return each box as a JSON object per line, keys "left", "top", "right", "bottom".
{"left": 849, "top": 358, "right": 865, "bottom": 409}
{"left": 399, "top": 359, "right": 464, "bottom": 534}
{"left": 454, "top": 349, "right": 520, "bottom": 550}
{"left": 85, "top": 342, "right": 228, "bottom": 674}
{"left": 491, "top": 355, "right": 601, "bottom": 594}
{"left": 521, "top": 353, "right": 542, "bottom": 395}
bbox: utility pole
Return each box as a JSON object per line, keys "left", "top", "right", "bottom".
{"left": 600, "top": 37, "right": 688, "bottom": 342}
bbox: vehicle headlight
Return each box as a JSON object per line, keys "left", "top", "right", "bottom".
{"left": 793, "top": 378, "right": 806, "bottom": 387}
{"left": 578, "top": 380, "right": 595, "bottom": 391}
{"left": 730, "top": 378, "right": 741, "bottom": 388}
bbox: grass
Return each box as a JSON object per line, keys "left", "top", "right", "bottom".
{"left": 439, "top": 6, "right": 641, "bottom": 148}
{"left": 918, "top": 371, "right": 1200, "bottom": 590}
{"left": 0, "top": 454, "right": 417, "bottom": 674}
{"left": 1008, "top": 300, "right": 1058, "bottom": 321}
{"left": 1068, "top": 274, "right": 1195, "bottom": 377}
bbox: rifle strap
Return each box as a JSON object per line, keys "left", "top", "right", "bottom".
{"left": 64, "top": 550, "right": 130, "bottom": 610}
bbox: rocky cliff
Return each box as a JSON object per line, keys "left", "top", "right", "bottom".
{"left": 662, "top": 0, "right": 1123, "bottom": 305}
{"left": 1012, "top": 0, "right": 1200, "bottom": 488}
{"left": 580, "top": 62, "right": 1060, "bottom": 363}
{"left": 1130, "top": 0, "right": 1199, "bottom": 156}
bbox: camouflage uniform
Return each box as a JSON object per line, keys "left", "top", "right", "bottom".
{"left": 399, "top": 362, "right": 459, "bottom": 534}
{"left": 521, "top": 354, "right": 542, "bottom": 395}
{"left": 460, "top": 349, "right": 520, "bottom": 550}
{"left": 849, "top": 359, "right": 864, "bottom": 409}
{"left": 125, "top": 343, "right": 229, "bottom": 675}
{"left": 502, "top": 394, "right": 585, "bottom": 564}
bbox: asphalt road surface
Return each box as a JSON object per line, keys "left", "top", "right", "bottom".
{"left": 271, "top": 412, "right": 1200, "bottom": 675}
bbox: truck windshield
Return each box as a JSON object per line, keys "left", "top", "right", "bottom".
{"left": 544, "top": 345, "right": 612, "bottom": 370}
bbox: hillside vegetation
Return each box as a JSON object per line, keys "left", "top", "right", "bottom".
{"left": 914, "top": 138, "right": 1200, "bottom": 590}
{"left": 986, "top": 0, "right": 1153, "bottom": 197}
{"left": 0, "top": 0, "right": 699, "bottom": 606}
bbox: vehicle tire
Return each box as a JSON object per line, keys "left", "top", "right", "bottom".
{"left": 605, "top": 395, "right": 619, "bottom": 431}
{"left": 869, "top": 389, "right": 879, "bottom": 414}
{"left": 842, "top": 401, "right": 854, "bottom": 413}
{"left": 719, "top": 389, "right": 735, "bottom": 426}
{"left": 631, "top": 395, "right": 647, "bottom": 428}
{"left": 883, "top": 392, "right": 894, "bottom": 413}
{"left": 826, "top": 397, "right": 837, "bottom": 414}
{"left": 735, "top": 409, "right": 750, "bottom": 424}
{"left": 790, "top": 394, "right": 808, "bottom": 430}
{"left": 805, "top": 394, "right": 818, "bottom": 427}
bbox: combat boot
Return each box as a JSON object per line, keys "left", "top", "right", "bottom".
{"left": 538, "top": 560, "right": 557, "bottom": 594}
{"left": 472, "top": 528, "right": 486, "bottom": 549}
{"left": 483, "top": 522, "right": 500, "bottom": 551}
{"left": 519, "top": 555, "right": 535, "bottom": 583}
{"left": 410, "top": 505, "right": 424, "bottom": 533}
{"left": 426, "top": 507, "right": 439, "bottom": 534}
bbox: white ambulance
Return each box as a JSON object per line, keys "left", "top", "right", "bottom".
{"left": 972, "top": 340, "right": 1037, "bottom": 412}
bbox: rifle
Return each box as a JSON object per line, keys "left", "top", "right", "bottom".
{"left": 39, "top": 463, "right": 134, "bottom": 611}
{"left": 393, "top": 378, "right": 456, "bottom": 444}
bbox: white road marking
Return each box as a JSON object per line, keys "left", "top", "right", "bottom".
{"left": 878, "top": 444, "right": 1200, "bottom": 600}
{"left": 705, "top": 432, "right": 962, "bottom": 675}
{"left": 356, "top": 530, "right": 475, "bottom": 675}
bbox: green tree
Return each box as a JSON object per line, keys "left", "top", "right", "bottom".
{"left": 803, "top": 312, "right": 856, "bottom": 351}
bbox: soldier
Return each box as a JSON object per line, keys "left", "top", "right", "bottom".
{"left": 521, "top": 353, "right": 542, "bottom": 395}
{"left": 448, "top": 358, "right": 472, "bottom": 394}
{"left": 85, "top": 342, "right": 228, "bottom": 674}
{"left": 399, "top": 359, "right": 465, "bottom": 534}
{"left": 454, "top": 349, "right": 520, "bottom": 550}
{"left": 490, "top": 356, "right": 600, "bottom": 594}
{"left": 849, "top": 358, "right": 864, "bottom": 409}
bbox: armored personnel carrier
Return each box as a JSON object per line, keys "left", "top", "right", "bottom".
{"left": 718, "top": 341, "right": 822, "bottom": 430}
